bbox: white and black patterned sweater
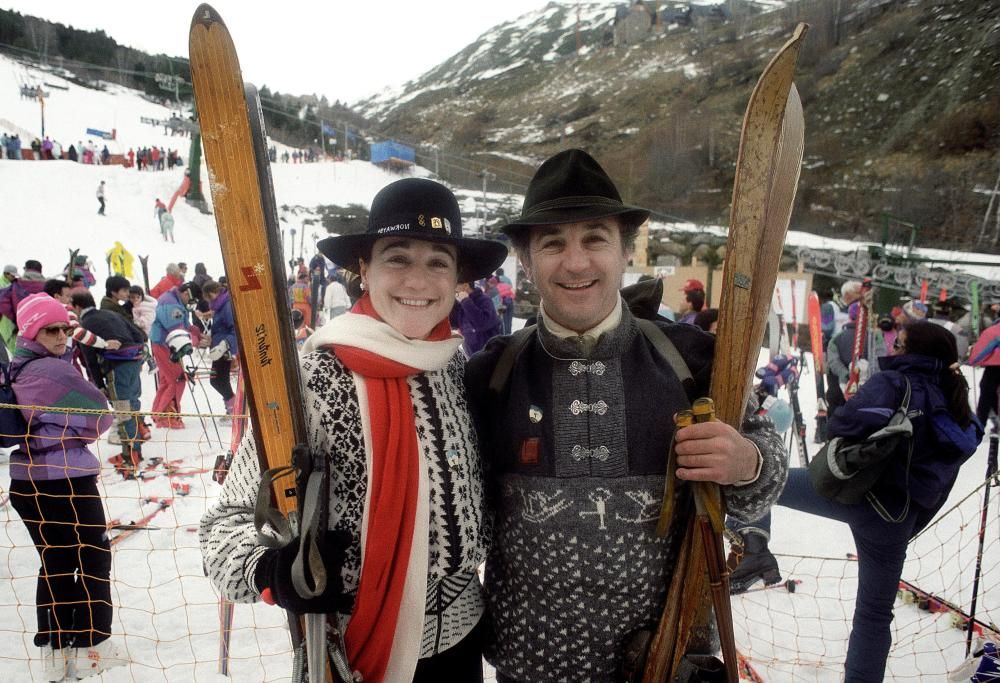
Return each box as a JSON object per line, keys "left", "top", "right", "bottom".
{"left": 199, "top": 348, "right": 490, "bottom": 658}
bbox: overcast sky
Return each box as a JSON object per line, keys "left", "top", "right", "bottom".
{"left": 4, "top": 1, "right": 555, "bottom": 103}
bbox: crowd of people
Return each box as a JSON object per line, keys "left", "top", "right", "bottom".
{"left": 3, "top": 149, "right": 997, "bottom": 683}
{"left": 0, "top": 132, "right": 183, "bottom": 170}
{"left": 1, "top": 134, "right": 113, "bottom": 163}
{"left": 0, "top": 254, "right": 239, "bottom": 678}
{"left": 125, "top": 146, "right": 182, "bottom": 171}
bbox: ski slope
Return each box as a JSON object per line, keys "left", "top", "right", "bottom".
{"left": 1, "top": 47, "right": 998, "bottom": 683}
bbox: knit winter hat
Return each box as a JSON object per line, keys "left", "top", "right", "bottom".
{"left": 2, "top": 264, "right": 17, "bottom": 277}
{"left": 16, "top": 293, "right": 70, "bottom": 341}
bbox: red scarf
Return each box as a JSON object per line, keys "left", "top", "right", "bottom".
{"left": 332, "top": 294, "right": 450, "bottom": 682}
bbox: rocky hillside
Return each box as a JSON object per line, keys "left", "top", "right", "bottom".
{"left": 357, "top": 0, "right": 1000, "bottom": 251}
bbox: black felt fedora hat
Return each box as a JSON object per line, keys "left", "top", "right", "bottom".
{"left": 502, "top": 149, "right": 650, "bottom": 237}
{"left": 318, "top": 178, "right": 507, "bottom": 282}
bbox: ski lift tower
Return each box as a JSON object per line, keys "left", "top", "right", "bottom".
{"left": 155, "top": 73, "right": 184, "bottom": 105}
{"left": 479, "top": 169, "right": 496, "bottom": 238}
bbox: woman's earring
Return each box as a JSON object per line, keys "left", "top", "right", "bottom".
{"left": 360, "top": 281, "right": 366, "bottom": 291}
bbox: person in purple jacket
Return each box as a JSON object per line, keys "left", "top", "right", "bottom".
{"left": 202, "top": 280, "right": 238, "bottom": 420}
{"left": 453, "top": 280, "right": 503, "bottom": 356}
{"left": 7, "top": 293, "right": 127, "bottom": 680}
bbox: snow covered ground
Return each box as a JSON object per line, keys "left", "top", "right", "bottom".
{"left": 1, "top": 48, "right": 999, "bottom": 682}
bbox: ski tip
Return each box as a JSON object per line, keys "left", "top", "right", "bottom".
{"left": 191, "top": 4, "right": 225, "bottom": 31}
{"left": 790, "top": 22, "right": 809, "bottom": 44}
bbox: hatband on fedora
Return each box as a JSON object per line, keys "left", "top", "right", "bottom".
{"left": 318, "top": 178, "right": 507, "bottom": 282}
{"left": 502, "top": 149, "right": 650, "bottom": 237}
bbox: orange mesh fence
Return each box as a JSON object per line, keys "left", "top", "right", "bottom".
{"left": 733, "top": 467, "right": 1000, "bottom": 681}
{"left": 2, "top": 399, "right": 997, "bottom": 680}
{"left": 0, "top": 402, "right": 304, "bottom": 681}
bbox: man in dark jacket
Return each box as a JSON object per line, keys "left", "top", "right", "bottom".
{"left": 464, "top": 149, "right": 787, "bottom": 680}
{"left": 72, "top": 291, "right": 148, "bottom": 476}
{"left": 453, "top": 281, "right": 503, "bottom": 356}
{"left": 101, "top": 276, "right": 132, "bottom": 319}
{"left": 826, "top": 301, "right": 887, "bottom": 406}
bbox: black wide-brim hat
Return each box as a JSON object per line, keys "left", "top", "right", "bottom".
{"left": 318, "top": 178, "right": 508, "bottom": 283}
{"left": 502, "top": 148, "right": 650, "bottom": 238}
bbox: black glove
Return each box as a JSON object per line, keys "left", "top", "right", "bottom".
{"left": 253, "top": 529, "right": 354, "bottom": 615}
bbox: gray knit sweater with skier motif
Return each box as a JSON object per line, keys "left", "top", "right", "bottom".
{"left": 199, "top": 349, "right": 489, "bottom": 658}
{"left": 466, "top": 306, "right": 788, "bottom": 682}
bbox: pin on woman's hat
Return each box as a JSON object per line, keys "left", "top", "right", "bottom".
{"left": 502, "top": 149, "right": 650, "bottom": 237}
{"left": 318, "top": 178, "right": 507, "bottom": 282}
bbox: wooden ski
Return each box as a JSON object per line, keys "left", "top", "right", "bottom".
{"left": 644, "top": 22, "right": 807, "bottom": 683}
{"left": 189, "top": 6, "right": 334, "bottom": 682}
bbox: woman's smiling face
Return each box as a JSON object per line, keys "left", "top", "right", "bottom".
{"left": 359, "top": 237, "right": 459, "bottom": 339}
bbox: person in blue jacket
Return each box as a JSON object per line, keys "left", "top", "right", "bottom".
{"left": 202, "top": 280, "right": 238, "bottom": 420}
{"left": 729, "top": 320, "right": 983, "bottom": 682}
{"left": 149, "top": 281, "right": 199, "bottom": 428}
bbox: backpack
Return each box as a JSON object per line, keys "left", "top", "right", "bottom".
{"left": 808, "top": 376, "right": 914, "bottom": 521}
{"left": 0, "top": 357, "right": 37, "bottom": 449}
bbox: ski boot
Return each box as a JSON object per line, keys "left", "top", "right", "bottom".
{"left": 40, "top": 645, "right": 74, "bottom": 682}
{"left": 108, "top": 452, "right": 139, "bottom": 481}
{"left": 106, "top": 412, "right": 123, "bottom": 446}
{"left": 220, "top": 396, "right": 235, "bottom": 425}
{"left": 729, "top": 530, "right": 781, "bottom": 594}
{"left": 71, "top": 639, "right": 128, "bottom": 679}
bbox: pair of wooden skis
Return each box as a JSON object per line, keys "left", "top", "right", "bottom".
{"left": 191, "top": 3, "right": 808, "bottom": 680}
{"left": 644, "top": 24, "right": 808, "bottom": 683}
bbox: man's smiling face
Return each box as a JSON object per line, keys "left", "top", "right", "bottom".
{"left": 523, "top": 218, "right": 630, "bottom": 334}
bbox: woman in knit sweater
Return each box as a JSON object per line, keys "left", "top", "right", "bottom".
{"left": 199, "top": 178, "right": 507, "bottom": 682}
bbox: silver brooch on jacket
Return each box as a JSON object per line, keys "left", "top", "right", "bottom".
{"left": 529, "top": 405, "right": 543, "bottom": 423}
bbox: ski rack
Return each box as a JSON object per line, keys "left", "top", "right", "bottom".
{"left": 797, "top": 247, "right": 1000, "bottom": 303}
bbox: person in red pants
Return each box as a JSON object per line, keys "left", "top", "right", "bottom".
{"left": 149, "top": 282, "right": 199, "bottom": 428}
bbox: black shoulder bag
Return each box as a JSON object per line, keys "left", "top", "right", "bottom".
{"left": 808, "top": 377, "right": 914, "bottom": 523}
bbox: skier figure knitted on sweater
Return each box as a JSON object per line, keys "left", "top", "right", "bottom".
{"left": 465, "top": 149, "right": 788, "bottom": 681}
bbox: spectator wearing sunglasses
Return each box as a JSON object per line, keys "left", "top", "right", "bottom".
{"left": 6, "top": 293, "right": 127, "bottom": 679}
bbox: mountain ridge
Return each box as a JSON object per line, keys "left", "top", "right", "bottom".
{"left": 358, "top": 0, "right": 1000, "bottom": 251}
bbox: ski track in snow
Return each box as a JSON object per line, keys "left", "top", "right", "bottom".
{"left": 1, "top": 47, "right": 998, "bottom": 683}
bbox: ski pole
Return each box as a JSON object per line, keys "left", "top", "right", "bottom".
{"left": 966, "top": 419, "right": 999, "bottom": 657}
{"left": 183, "top": 359, "right": 216, "bottom": 448}
{"left": 195, "top": 362, "right": 226, "bottom": 448}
